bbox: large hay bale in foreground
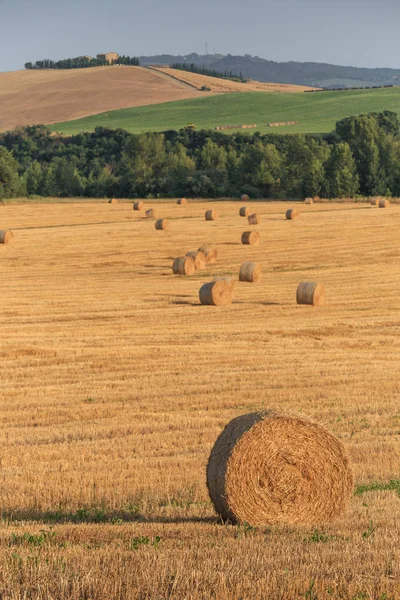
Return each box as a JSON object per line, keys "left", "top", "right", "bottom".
{"left": 248, "top": 213, "right": 260, "bottom": 225}
{"left": 155, "top": 219, "right": 170, "bottom": 231}
{"left": 379, "top": 199, "right": 390, "bottom": 208}
{"left": 172, "top": 256, "right": 196, "bottom": 276}
{"left": 286, "top": 209, "right": 299, "bottom": 220}
{"left": 212, "top": 276, "right": 236, "bottom": 293}
{"left": 108, "top": 198, "right": 118, "bottom": 204}
{"left": 304, "top": 197, "right": 313, "bottom": 205}
{"left": 296, "top": 282, "right": 325, "bottom": 306}
{"left": 205, "top": 210, "right": 218, "bottom": 221}
{"left": 133, "top": 201, "right": 144, "bottom": 211}
{"left": 198, "top": 245, "right": 218, "bottom": 264}
{"left": 177, "top": 198, "right": 188, "bottom": 205}
{"left": 186, "top": 250, "right": 206, "bottom": 270}
{"left": 206, "top": 411, "right": 353, "bottom": 526}
{"left": 0, "top": 230, "right": 13, "bottom": 244}
{"left": 241, "top": 231, "right": 260, "bottom": 246}
{"left": 199, "top": 280, "right": 233, "bottom": 306}
{"left": 145, "top": 209, "right": 156, "bottom": 219}
{"left": 239, "top": 206, "right": 250, "bottom": 217}
{"left": 239, "top": 261, "right": 262, "bottom": 283}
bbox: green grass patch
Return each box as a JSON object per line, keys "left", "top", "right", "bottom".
{"left": 355, "top": 479, "right": 400, "bottom": 497}
{"left": 49, "top": 87, "right": 400, "bottom": 135}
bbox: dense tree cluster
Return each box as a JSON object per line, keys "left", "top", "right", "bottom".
{"left": 24, "top": 56, "right": 140, "bottom": 70}
{"left": 0, "top": 111, "right": 399, "bottom": 200}
{"left": 170, "top": 63, "right": 246, "bottom": 83}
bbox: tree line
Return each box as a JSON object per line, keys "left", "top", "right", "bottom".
{"left": 170, "top": 63, "right": 246, "bottom": 83}
{"left": 24, "top": 56, "right": 140, "bottom": 70}
{"left": 0, "top": 111, "right": 399, "bottom": 200}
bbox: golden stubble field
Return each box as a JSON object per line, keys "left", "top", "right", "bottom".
{"left": 0, "top": 199, "right": 399, "bottom": 599}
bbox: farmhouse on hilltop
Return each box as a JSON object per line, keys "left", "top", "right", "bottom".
{"left": 96, "top": 52, "right": 119, "bottom": 64}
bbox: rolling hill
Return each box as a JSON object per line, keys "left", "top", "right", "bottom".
{"left": 49, "top": 86, "right": 400, "bottom": 136}
{"left": 140, "top": 52, "right": 400, "bottom": 88}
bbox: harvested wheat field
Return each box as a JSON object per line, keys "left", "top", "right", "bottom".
{"left": 0, "top": 66, "right": 208, "bottom": 132}
{"left": 150, "top": 67, "right": 320, "bottom": 93}
{"left": 0, "top": 199, "right": 399, "bottom": 599}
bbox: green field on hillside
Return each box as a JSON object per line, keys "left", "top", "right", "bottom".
{"left": 50, "top": 87, "right": 400, "bottom": 135}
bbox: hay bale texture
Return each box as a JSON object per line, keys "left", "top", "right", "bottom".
{"left": 248, "top": 213, "right": 260, "bottom": 225}
{"left": 213, "top": 276, "right": 236, "bottom": 293}
{"left": 241, "top": 231, "right": 260, "bottom": 246}
{"left": 239, "top": 206, "right": 250, "bottom": 217}
{"left": 199, "top": 280, "right": 233, "bottom": 306}
{"left": 205, "top": 210, "right": 218, "bottom": 221}
{"left": 304, "top": 198, "right": 313, "bottom": 205}
{"left": 155, "top": 219, "right": 170, "bottom": 231}
{"left": 198, "top": 245, "right": 218, "bottom": 265}
{"left": 239, "top": 261, "right": 262, "bottom": 283}
{"left": 286, "top": 209, "right": 299, "bottom": 220}
{"left": 186, "top": 251, "right": 206, "bottom": 270}
{"left": 0, "top": 230, "right": 13, "bottom": 244}
{"left": 145, "top": 209, "right": 156, "bottom": 219}
{"left": 108, "top": 198, "right": 118, "bottom": 204}
{"left": 241, "top": 194, "right": 250, "bottom": 202}
{"left": 206, "top": 411, "right": 353, "bottom": 526}
{"left": 379, "top": 199, "right": 390, "bottom": 208}
{"left": 133, "top": 201, "right": 144, "bottom": 211}
{"left": 296, "top": 282, "right": 325, "bottom": 306}
{"left": 177, "top": 198, "right": 188, "bottom": 205}
{"left": 172, "top": 256, "right": 196, "bottom": 276}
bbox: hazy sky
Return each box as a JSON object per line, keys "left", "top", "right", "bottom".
{"left": 1, "top": 0, "right": 399, "bottom": 72}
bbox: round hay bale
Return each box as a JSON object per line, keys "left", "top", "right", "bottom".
{"left": 304, "top": 198, "right": 313, "bottom": 205}
{"left": 177, "top": 198, "right": 188, "bottom": 205}
{"left": 239, "top": 261, "right": 262, "bottom": 283}
{"left": 286, "top": 209, "right": 299, "bottom": 220}
{"left": 0, "top": 230, "right": 13, "bottom": 244}
{"left": 248, "top": 213, "right": 260, "bottom": 225}
{"left": 198, "top": 245, "right": 218, "bottom": 264}
{"left": 186, "top": 250, "right": 206, "bottom": 270}
{"left": 108, "top": 198, "right": 118, "bottom": 204}
{"left": 241, "top": 231, "right": 260, "bottom": 246}
{"left": 241, "top": 194, "right": 250, "bottom": 202}
{"left": 239, "top": 206, "right": 250, "bottom": 217}
{"left": 145, "top": 209, "right": 156, "bottom": 219}
{"left": 199, "top": 280, "right": 233, "bottom": 306}
{"left": 133, "top": 201, "right": 144, "bottom": 211}
{"left": 205, "top": 210, "right": 218, "bottom": 221}
{"left": 206, "top": 411, "right": 353, "bottom": 526}
{"left": 296, "top": 282, "right": 325, "bottom": 306}
{"left": 172, "top": 256, "right": 196, "bottom": 276}
{"left": 155, "top": 219, "right": 170, "bottom": 231}
{"left": 379, "top": 199, "right": 390, "bottom": 208}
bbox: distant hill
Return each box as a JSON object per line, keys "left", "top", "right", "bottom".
{"left": 139, "top": 53, "right": 400, "bottom": 88}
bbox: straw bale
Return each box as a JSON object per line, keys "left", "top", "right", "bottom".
{"left": 205, "top": 210, "right": 218, "bottom": 221}
{"left": 0, "top": 230, "right": 14, "bottom": 244}
{"left": 108, "top": 198, "right": 118, "bottom": 204}
{"left": 186, "top": 250, "right": 206, "bottom": 270}
{"left": 145, "top": 209, "right": 156, "bottom": 219}
{"left": 248, "top": 213, "right": 260, "bottom": 225}
{"left": 212, "top": 276, "right": 236, "bottom": 294}
{"left": 239, "top": 206, "right": 250, "bottom": 217}
{"left": 241, "top": 194, "right": 250, "bottom": 202}
{"left": 296, "top": 282, "right": 325, "bottom": 306}
{"left": 241, "top": 231, "right": 260, "bottom": 246}
{"left": 155, "top": 219, "right": 170, "bottom": 231}
{"left": 172, "top": 256, "right": 196, "bottom": 276}
{"left": 206, "top": 411, "right": 353, "bottom": 526}
{"left": 199, "top": 280, "right": 233, "bottom": 306}
{"left": 177, "top": 198, "right": 188, "bottom": 205}
{"left": 133, "top": 201, "right": 144, "bottom": 211}
{"left": 379, "top": 199, "right": 390, "bottom": 208}
{"left": 286, "top": 209, "right": 299, "bottom": 220}
{"left": 304, "top": 198, "right": 313, "bottom": 205}
{"left": 239, "top": 261, "right": 262, "bottom": 283}
{"left": 198, "top": 245, "right": 218, "bottom": 264}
